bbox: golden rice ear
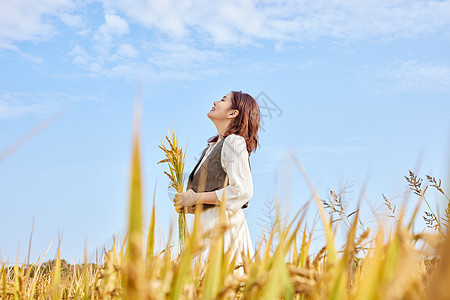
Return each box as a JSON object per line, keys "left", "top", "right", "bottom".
{"left": 6, "top": 93, "right": 449, "bottom": 299}
{"left": 158, "top": 127, "right": 189, "bottom": 251}
{"left": 157, "top": 159, "right": 170, "bottom": 164}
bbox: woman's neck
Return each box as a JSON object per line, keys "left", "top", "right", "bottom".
{"left": 214, "top": 119, "right": 231, "bottom": 141}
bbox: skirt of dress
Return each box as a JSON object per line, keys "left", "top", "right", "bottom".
{"left": 189, "top": 206, "right": 254, "bottom": 277}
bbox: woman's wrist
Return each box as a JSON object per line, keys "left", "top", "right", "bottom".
{"left": 195, "top": 191, "right": 221, "bottom": 205}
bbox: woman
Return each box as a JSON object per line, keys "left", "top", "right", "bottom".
{"left": 173, "top": 91, "right": 260, "bottom": 275}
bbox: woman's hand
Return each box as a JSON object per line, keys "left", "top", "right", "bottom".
{"left": 174, "top": 189, "right": 199, "bottom": 213}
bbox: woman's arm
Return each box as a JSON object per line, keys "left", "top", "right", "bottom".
{"left": 179, "top": 191, "right": 221, "bottom": 214}
{"left": 214, "top": 134, "right": 253, "bottom": 212}
{"left": 195, "top": 191, "right": 221, "bottom": 205}
{"left": 182, "top": 134, "right": 252, "bottom": 214}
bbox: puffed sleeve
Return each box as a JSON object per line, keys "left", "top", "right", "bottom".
{"left": 215, "top": 134, "right": 253, "bottom": 212}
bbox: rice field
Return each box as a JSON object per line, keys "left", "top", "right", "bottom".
{"left": 1, "top": 118, "right": 449, "bottom": 299}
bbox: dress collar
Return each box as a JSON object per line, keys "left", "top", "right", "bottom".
{"left": 208, "top": 137, "right": 224, "bottom": 147}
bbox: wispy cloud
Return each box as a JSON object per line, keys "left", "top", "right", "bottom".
{"left": 94, "top": 14, "right": 130, "bottom": 53}
{"left": 0, "top": 0, "right": 76, "bottom": 48}
{"left": 70, "top": 0, "right": 450, "bottom": 79}
{"left": 68, "top": 34, "right": 227, "bottom": 80}
{"left": 360, "top": 60, "right": 450, "bottom": 94}
{"left": 376, "top": 60, "right": 450, "bottom": 93}
{"left": 105, "top": 0, "right": 450, "bottom": 44}
{"left": 3, "top": 1, "right": 450, "bottom": 49}
{"left": 3, "top": 1, "right": 450, "bottom": 80}
{"left": 0, "top": 91, "right": 100, "bottom": 119}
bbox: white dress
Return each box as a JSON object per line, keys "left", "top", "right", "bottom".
{"left": 190, "top": 134, "right": 254, "bottom": 276}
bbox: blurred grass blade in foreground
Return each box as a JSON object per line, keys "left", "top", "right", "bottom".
{"left": 125, "top": 92, "right": 144, "bottom": 299}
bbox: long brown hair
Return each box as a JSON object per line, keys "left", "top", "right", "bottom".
{"left": 207, "top": 91, "right": 261, "bottom": 156}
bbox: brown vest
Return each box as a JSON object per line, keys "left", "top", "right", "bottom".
{"left": 187, "top": 137, "right": 250, "bottom": 211}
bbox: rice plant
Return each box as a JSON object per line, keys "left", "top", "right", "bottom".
{"left": 157, "top": 127, "right": 189, "bottom": 252}
{"left": 1, "top": 109, "right": 449, "bottom": 299}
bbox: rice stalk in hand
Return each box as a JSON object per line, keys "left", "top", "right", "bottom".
{"left": 157, "top": 127, "right": 189, "bottom": 251}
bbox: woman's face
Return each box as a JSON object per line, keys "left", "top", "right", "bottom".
{"left": 207, "top": 92, "right": 236, "bottom": 121}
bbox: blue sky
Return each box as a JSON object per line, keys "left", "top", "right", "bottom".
{"left": 1, "top": 0, "right": 449, "bottom": 264}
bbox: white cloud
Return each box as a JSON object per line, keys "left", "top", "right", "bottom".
{"left": 68, "top": 34, "right": 226, "bottom": 81}
{"left": 68, "top": 14, "right": 137, "bottom": 74}
{"left": 145, "top": 39, "right": 224, "bottom": 71}
{"left": 246, "top": 62, "right": 292, "bottom": 73}
{"left": 5, "top": 0, "right": 446, "bottom": 81}
{"left": 17, "top": 52, "right": 45, "bottom": 65}
{"left": 0, "top": 91, "right": 99, "bottom": 119}
{"left": 0, "top": 94, "right": 47, "bottom": 119}
{"left": 96, "top": 14, "right": 129, "bottom": 41}
{"left": 91, "top": 14, "right": 129, "bottom": 58}
{"left": 58, "top": 12, "right": 84, "bottom": 28}
{"left": 274, "top": 42, "right": 284, "bottom": 52}
{"left": 0, "top": 0, "right": 75, "bottom": 48}
{"left": 2, "top": 0, "right": 450, "bottom": 54}
{"left": 376, "top": 60, "right": 450, "bottom": 92}
{"left": 68, "top": 44, "right": 94, "bottom": 66}
{"left": 0, "top": 41, "right": 17, "bottom": 51}
{"left": 116, "top": 43, "right": 138, "bottom": 58}
{"left": 103, "top": 0, "right": 450, "bottom": 44}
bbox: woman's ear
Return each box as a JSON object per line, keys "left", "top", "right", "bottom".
{"left": 229, "top": 109, "right": 239, "bottom": 118}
